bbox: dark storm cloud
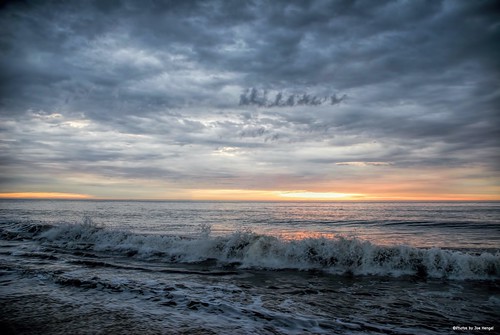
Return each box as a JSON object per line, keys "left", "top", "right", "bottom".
{"left": 1, "top": 0, "right": 498, "bottom": 115}
{"left": 0, "top": 0, "right": 499, "bottom": 195}
{"left": 238, "top": 88, "right": 347, "bottom": 107}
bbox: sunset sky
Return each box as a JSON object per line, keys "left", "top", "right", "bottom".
{"left": 0, "top": 0, "right": 499, "bottom": 201}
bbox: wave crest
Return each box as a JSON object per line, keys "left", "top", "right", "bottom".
{"left": 36, "top": 222, "right": 500, "bottom": 280}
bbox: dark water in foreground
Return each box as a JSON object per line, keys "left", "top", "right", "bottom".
{"left": 0, "top": 200, "right": 499, "bottom": 334}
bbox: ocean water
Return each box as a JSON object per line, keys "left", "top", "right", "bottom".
{"left": 0, "top": 200, "right": 498, "bottom": 334}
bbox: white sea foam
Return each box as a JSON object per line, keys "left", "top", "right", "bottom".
{"left": 37, "top": 222, "right": 500, "bottom": 280}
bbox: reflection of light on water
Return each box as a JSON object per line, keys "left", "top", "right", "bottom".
{"left": 278, "top": 231, "right": 337, "bottom": 241}
{"left": 268, "top": 230, "right": 420, "bottom": 248}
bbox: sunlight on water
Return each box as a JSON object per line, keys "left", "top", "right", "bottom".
{"left": 276, "top": 231, "right": 337, "bottom": 240}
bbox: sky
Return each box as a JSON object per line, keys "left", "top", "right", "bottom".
{"left": 0, "top": 0, "right": 499, "bottom": 201}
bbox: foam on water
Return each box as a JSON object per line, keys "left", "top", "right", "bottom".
{"left": 29, "top": 220, "right": 500, "bottom": 280}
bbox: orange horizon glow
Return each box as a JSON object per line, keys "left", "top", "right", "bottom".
{"left": 188, "top": 189, "right": 499, "bottom": 201}
{"left": 277, "top": 191, "right": 365, "bottom": 200}
{"left": 0, "top": 192, "right": 93, "bottom": 200}
{"left": 0, "top": 190, "right": 498, "bottom": 201}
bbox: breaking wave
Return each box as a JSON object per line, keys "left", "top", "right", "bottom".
{"left": 5, "top": 220, "right": 500, "bottom": 280}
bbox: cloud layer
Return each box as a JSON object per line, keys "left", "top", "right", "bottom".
{"left": 0, "top": 0, "right": 499, "bottom": 199}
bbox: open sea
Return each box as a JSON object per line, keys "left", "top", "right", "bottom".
{"left": 0, "top": 200, "right": 499, "bottom": 334}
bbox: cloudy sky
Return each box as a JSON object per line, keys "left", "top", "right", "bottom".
{"left": 0, "top": 0, "right": 499, "bottom": 200}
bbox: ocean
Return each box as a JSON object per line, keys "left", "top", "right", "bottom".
{"left": 0, "top": 200, "right": 498, "bottom": 334}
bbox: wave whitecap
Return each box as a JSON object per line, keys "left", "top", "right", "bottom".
{"left": 17, "top": 221, "right": 498, "bottom": 280}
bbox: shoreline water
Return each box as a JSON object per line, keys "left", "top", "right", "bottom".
{"left": 1, "top": 264, "right": 498, "bottom": 334}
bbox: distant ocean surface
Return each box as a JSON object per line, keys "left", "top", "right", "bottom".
{"left": 1, "top": 200, "right": 499, "bottom": 334}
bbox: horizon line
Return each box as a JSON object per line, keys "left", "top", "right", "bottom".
{"left": 0, "top": 198, "right": 498, "bottom": 203}
{"left": 1, "top": 192, "right": 498, "bottom": 202}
